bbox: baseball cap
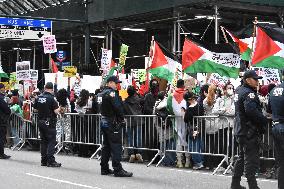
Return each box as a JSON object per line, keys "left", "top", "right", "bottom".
{"left": 45, "top": 82, "right": 54, "bottom": 89}
{"left": 0, "top": 83, "right": 4, "bottom": 89}
{"left": 243, "top": 70, "right": 263, "bottom": 80}
{"left": 106, "top": 76, "right": 122, "bottom": 83}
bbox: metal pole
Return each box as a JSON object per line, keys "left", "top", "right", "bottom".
{"left": 177, "top": 20, "right": 181, "bottom": 55}
{"left": 110, "top": 30, "right": 113, "bottom": 50}
{"left": 215, "top": 5, "right": 219, "bottom": 44}
{"left": 33, "top": 43, "right": 36, "bottom": 69}
{"left": 173, "top": 21, "right": 177, "bottom": 54}
{"left": 280, "top": 13, "right": 284, "bottom": 28}
{"left": 106, "top": 31, "right": 109, "bottom": 50}
{"left": 16, "top": 44, "right": 19, "bottom": 62}
{"left": 85, "top": 25, "right": 90, "bottom": 64}
{"left": 71, "top": 33, "right": 73, "bottom": 66}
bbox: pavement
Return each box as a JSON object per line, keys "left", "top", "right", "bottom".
{"left": 0, "top": 149, "right": 277, "bottom": 189}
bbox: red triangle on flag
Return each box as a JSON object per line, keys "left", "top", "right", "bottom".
{"left": 252, "top": 27, "right": 281, "bottom": 65}
{"left": 149, "top": 42, "right": 168, "bottom": 69}
{"left": 51, "top": 58, "right": 58, "bottom": 73}
{"left": 110, "top": 59, "right": 116, "bottom": 68}
{"left": 182, "top": 39, "right": 205, "bottom": 71}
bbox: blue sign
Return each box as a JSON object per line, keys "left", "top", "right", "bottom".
{"left": 56, "top": 51, "right": 66, "bottom": 62}
{"left": 0, "top": 17, "right": 52, "bottom": 28}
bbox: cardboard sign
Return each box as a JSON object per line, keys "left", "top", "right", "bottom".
{"left": 63, "top": 66, "right": 77, "bottom": 77}
{"left": 252, "top": 67, "right": 281, "bottom": 85}
{"left": 43, "top": 35, "right": 57, "bottom": 54}
{"left": 16, "top": 61, "right": 30, "bottom": 81}
{"left": 101, "top": 49, "right": 112, "bottom": 71}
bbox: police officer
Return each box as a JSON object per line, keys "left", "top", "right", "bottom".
{"left": 34, "top": 82, "right": 61, "bottom": 167}
{"left": 268, "top": 81, "right": 284, "bottom": 189}
{"left": 99, "top": 76, "right": 133, "bottom": 177}
{"left": 0, "top": 83, "right": 11, "bottom": 159}
{"left": 231, "top": 70, "right": 267, "bottom": 189}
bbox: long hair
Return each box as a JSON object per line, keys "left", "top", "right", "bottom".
{"left": 56, "top": 89, "right": 69, "bottom": 107}
{"left": 206, "top": 84, "right": 217, "bottom": 107}
{"left": 76, "top": 89, "right": 89, "bottom": 107}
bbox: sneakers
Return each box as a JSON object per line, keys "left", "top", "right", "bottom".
{"left": 0, "top": 154, "right": 11, "bottom": 159}
{"left": 114, "top": 169, "right": 133, "bottom": 177}
{"left": 129, "top": 155, "right": 136, "bottom": 163}
{"left": 136, "top": 154, "right": 143, "bottom": 163}
{"left": 41, "top": 162, "right": 47, "bottom": 166}
{"left": 47, "top": 161, "right": 62, "bottom": 167}
{"left": 176, "top": 160, "right": 184, "bottom": 168}
{"left": 193, "top": 163, "right": 204, "bottom": 170}
{"left": 101, "top": 169, "right": 114, "bottom": 175}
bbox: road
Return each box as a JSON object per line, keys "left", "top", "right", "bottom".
{"left": 0, "top": 149, "right": 277, "bottom": 189}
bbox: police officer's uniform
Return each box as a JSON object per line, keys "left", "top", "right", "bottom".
{"left": 99, "top": 76, "right": 133, "bottom": 177}
{"left": 34, "top": 82, "right": 61, "bottom": 167}
{"left": 268, "top": 82, "right": 284, "bottom": 189}
{"left": 0, "top": 83, "right": 11, "bottom": 159}
{"left": 231, "top": 70, "right": 267, "bottom": 189}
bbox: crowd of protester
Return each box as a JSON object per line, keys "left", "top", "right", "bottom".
{"left": 2, "top": 75, "right": 277, "bottom": 176}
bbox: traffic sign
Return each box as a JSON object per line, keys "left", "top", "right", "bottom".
{"left": 0, "top": 17, "right": 52, "bottom": 40}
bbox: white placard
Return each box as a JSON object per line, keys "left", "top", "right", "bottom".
{"left": 16, "top": 61, "right": 30, "bottom": 81}
{"left": 30, "top": 69, "right": 38, "bottom": 80}
{"left": 252, "top": 67, "right": 281, "bottom": 85}
{"left": 101, "top": 49, "right": 112, "bottom": 71}
{"left": 43, "top": 35, "right": 57, "bottom": 54}
{"left": 208, "top": 73, "right": 229, "bottom": 88}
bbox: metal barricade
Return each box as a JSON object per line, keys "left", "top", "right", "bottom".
{"left": 9, "top": 113, "right": 25, "bottom": 150}
{"left": 56, "top": 113, "right": 102, "bottom": 159}
{"left": 122, "top": 115, "right": 162, "bottom": 167}
{"left": 157, "top": 115, "right": 232, "bottom": 175}
{"left": 224, "top": 118, "right": 275, "bottom": 175}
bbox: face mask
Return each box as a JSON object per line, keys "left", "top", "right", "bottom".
{"left": 227, "top": 89, "right": 234, "bottom": 96}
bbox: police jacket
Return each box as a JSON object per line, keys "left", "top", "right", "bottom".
{"left": 0, "top": 93, "right": 11, "bottom": 127}
{"left": 234, "top": 83, "right": 267, "bottom": 137}
{"left": 34, "top": 91, "right": 59, "bottom": 121}
{"left": 268, "top": 82, "right": 284, "bottom": 122}
{"left": 99, "top": 87, "right": 124, "bottom": 122}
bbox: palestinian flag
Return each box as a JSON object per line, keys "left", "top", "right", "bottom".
{"left": 149, "top": 41, "right": 181, "bottom": 82}
{"left": 0, "top": 64, "right": 8, "bottom": 78}
{"left": 251, "top": 24, "right": 284, "bottom": 69}
{"left": 223, "top": 25, "right": 253, "bottom": 61}
{"left": 182, "top": 38, "right": 240, "bottom": 78}
{"left": 50, "top": 58, "right": 58, "bottom": 73}
{"left": 108, "top": 59, "right": 118, "bottom": 76}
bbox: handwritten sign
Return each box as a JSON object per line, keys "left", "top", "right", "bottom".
{"left": 208, "top": 73, "right": 229, "bottom": 88}
{"left": 101, "top": 49, "right": 112, "bottom": 71}
{"left": 43, "top": 35, "right": 57, "bottom": 54}
{"left": 30, "top": 69, "right": 38, "bottom": 80}
{"left": 16, "top": 61, "right": 30, "bottom": 81}
{"left": 211, "top": 53, "right": 240, "bottom": 68}
{"left": 63, "top": 66, "right": 77, "bottom": 77}
{"left": 119, "top": 44, "right": 129, "bottom": 66}
{"left": 252, "top": 67, "right": 280, "bottom": 85}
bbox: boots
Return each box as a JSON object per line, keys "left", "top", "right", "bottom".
{"left": 129, "top": 155, "right": 136, "bottom": 163}
{"left": 185, "top": 157, "right": 191, "bottom": 168}
{"left": 176, "top": 158, "right": 183, "bottom": 168}
{"left": 248, "top": 179, "right": 260, "bottom": 189}
{"left": 114, "top": 169, "right": 133, "bottom": 177}
{"left": 101, "top": 168, "right": 114, "bottom": 175}
{"left": 136, "top": 154, "right": 143, "bottom": 163}
{"left": 231, "top": 177, "right": 246, "bottom": 189}
{"left": 47, "top": 161, "right": 61, "bottom": 167}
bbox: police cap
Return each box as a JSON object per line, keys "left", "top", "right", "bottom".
{"left": 106, "top": 76, "right": 122, "bottom": 84}
{"left": 45, "top": 82, "right": 54, "bottom": 89}
{"left": 243, "top": 70, "right": 263, "bottom": 80}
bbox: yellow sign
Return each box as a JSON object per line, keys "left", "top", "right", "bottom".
{"left": 119, "top": 89, "right": 128, "bottom": 101}
{"left": 0, "top": 82, "right": 10, "bottom": 90}
{"left": 63, "top": 66, "right": 77, "bottom": 77}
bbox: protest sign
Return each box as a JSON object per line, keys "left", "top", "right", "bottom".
{"left": 63, "top": 66, "right": 77, "bottom": 77}
{"left": 101, "top": 49, "right": 112, "bottom": 71}
{"left": 119, "top": 44, "right": 128, "bottom": 66}
{"left": 16, "top": 61, "right": 30, "bottom": 81}
{"left": 208, "top": 73, "right": 229, "bottom": 88}
{"left": 252, "top": 67, "right": 280, "bottom": 85}
{"left": 30, "top": 69, "right": 38, "bottom": 80}
{"left": 43, "top": 35, "right": 57, "bottom": 54}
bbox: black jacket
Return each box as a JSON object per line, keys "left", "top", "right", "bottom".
{"left": 234, "top": 83, "right": 267, "bottom": 137}
{"left": 0, "top": 93, "right": 11, "bottom": 127}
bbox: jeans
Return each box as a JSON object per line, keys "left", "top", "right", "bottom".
{"left": 162, "top": 138, "right": 176, "bottom": 166}
{"left": 272, "top": 123, "right": 284, "bottom": 189}
{"left": 0, "top": 126, "right": 6, "bottom": 156}
{"left": 127, "top": 126, "right": 142, "bottom": 155}
{"left": 188, "top": 136, "right": 204, "bottom": 165}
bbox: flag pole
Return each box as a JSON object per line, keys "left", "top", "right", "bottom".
{"left": 146, "top": 36, "right": 155, "bottom": 91}
{"left": 220, "top": 26, "right": 229, "bottom": 43}
{"left": 249, "top": 17, "right": 258, "bottom": 69}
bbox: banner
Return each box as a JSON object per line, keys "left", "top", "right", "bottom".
{"left": 119, "top": 44, "right": 129, "bottom": 66}
{"left": 63, "top": 66, "right": 77, "bottom": 77}
{"left": 208, "top": 73, "right": 229, "bottom": 88}
{"left": 16, "top": 61, "right": 30, "bottom": 81}
{"left": 101, "top": 49, "right": 112, "bottom": 71}
{"left": 252, "top": 67, "right": 281, "bottom": 85}
{"left": 43, "top": 35, "right": 57, "bottom": 54}
{"left": 30, "top": 69, "right": 38, "bottom": 80}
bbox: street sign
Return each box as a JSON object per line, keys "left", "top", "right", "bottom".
{"left": 0, "top": 17, "right": 52, "bottom": 40}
